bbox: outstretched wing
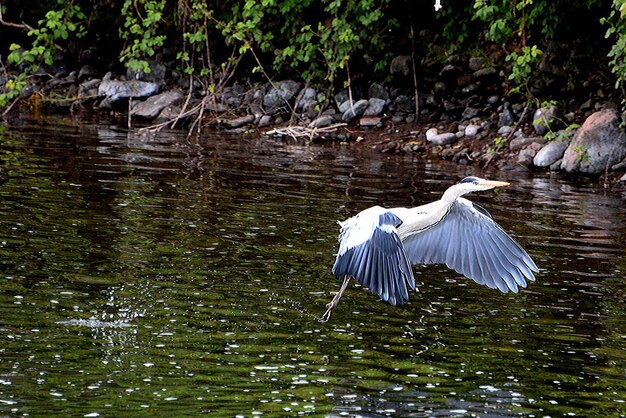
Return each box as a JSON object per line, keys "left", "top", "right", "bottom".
{"left": 332, "top": 206, "right": 415, "bottom": 305}
{"left": 401, "top": 198, "right": 538, "bottom": 293}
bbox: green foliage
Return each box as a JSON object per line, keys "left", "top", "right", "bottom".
{"left": 472, "top": 0, "right": 551, "bottom": 97}
{"left": 176, "top": 1, "right": 215, "bottom": 79}
{"left": 119, "top": 0, "right": 167, "bottom": 73}
{"left": 220, "top": 0, "right": 394, "bottom": 83}
{"left": 572, "top": 144, "right": 591, "bottom": 163}
{"left": 506, "top": 45, "right": 543, "bottom": 95}
{"left": 601, "top": 0, "right": 626, "bottom": 109}
{"left": 0, "top": 73, "right": 28, "bottom": 108}
{"left": 544, "top": 123, "right": 580, "bottom": 142}
{"left": 487, "top": 136, "right": 508, "bottom": 155}
{"left": 473, "top": 0, "right": 561, "bottom": 44}
{"left": 472, "top": 0, "right": 513, "bottom": 45}
{"left": 438, "top": 2, "right": 475, "bottom": 52}
{"left": 7, "top": 2, "right": 86, "bottom": 71}
{"left": 1, "top": 1, "right": 86, "bottom": 110}
{"left": 0, "top": 0, "right": 625, "bottom": 114}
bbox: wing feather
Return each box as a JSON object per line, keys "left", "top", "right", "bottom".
{"left": 401, "top": 198, "right": 537, "bottom": 293}
{"left": 332, "top": 206, "right": 416, "bottom": 305}
{"left": 478, "top": 233, "right": 518, "bottom": 292}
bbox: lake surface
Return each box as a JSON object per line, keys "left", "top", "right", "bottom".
{"left": 0, "top": 117, "right": 624, "bottom": 417}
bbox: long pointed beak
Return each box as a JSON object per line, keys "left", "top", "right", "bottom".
{"left": 481, "top": 180, "right": 510, "bottom": 188}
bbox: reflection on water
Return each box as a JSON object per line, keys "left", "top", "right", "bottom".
{"left": 0, "top": 118, "right": 624, "bottom": 416}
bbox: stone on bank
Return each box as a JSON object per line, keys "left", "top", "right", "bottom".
{"left": 561, "top": 109, "right": 626, "bottom": 174}
{"left": 98, "top": 79, "right": 160, "bottom": 103}
{"left": 533, "top": 138, "right": 570, "bottom": 167}
{"left": 426, "top": 128, "right": 458, "bottom": 146}
{"left": 132, "top": 90, "right": 184, "bottom": 119}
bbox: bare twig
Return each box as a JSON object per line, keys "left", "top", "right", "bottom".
{"left": 1, "top": 95, "right": 20, "bottom": 117}
{"left": 248, "top": 45, "right": 302, "bottom": 124}
{"left": 170, "top": 73, "right": 194, "bottom": 130}
{"left": 410, "top": 18, "right": 420, "bottom": 123}
{"left": 346, "top": 62, "right": 355, "bottom": 117}
{"left": 127, "top": 96, "right": 133, "bottom": 129}
{"left": 0, "top": 1, "right": 34, "bottom": 31}
{"left": 140, "top": 48, "right": 241, "bottom": 134}
{"left": 505, "top": 100, "right": 531, "bottom": 142}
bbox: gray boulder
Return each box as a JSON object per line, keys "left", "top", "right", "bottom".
{"left": 509, "top": 136, "right": 545, "bottom": 152}
{"left": 368, "top": 83, "right": 390, "bottom": 101}
{"left": 517, "top": 147, "right": 537, "bottom": 167}
{"left": 533, "top": 139, "right": 569, "bottom": 167}
{"left": 205, "top": 102, "right": 228, "bottom": 113}
{"left": 468, "top": 57, "right": 486, "bottom": 71}
{"left": 78, "top": 65, "right": 98, "bottom": 81}
{"left": 364, "top": 98, "right": 386, "bottom": 116}
{"left": 224, "top": 114, "right": 255, "bottom": 128}
{"left": 497, "top": 125, "right": 514, "bottom": 135}
{"left": 79, "top": 78, "right": 100, "bottom": 96}
{"left": 359, "top": 116, "right": 382, "bottom": 127}
{"left": 334, "top": 90, "right": 350, "bottom": 108}
{"left": 440, "top": 64, "right": 462, "bottom": 81}
{"left": 263, "top": 80, "right": 302, "bottom": 108}
{"left": 426, "top": 128, "right": 457, "bottom": 145}
{"left": 464, "top": 124, "right": 481, "bottom": 137}
{"left": 258, "top": 115, "right": 272, "bottom": 128}
{"left": 338, "top": 99, "right": 354, "bottom": 114}
{"left": 612, "top": 156, "right": 626, "bottom": 171}
{"left": 390, "top": 55, "right": 411, "bottom": 76}
{"left": 244, "top": 86, "right": 266, "bottom": 113}
{"left": 295, "top": 87, "right": 317, "bottom": 112}
{"left": 342, "top": 99, "right": 369, "bottom": 122}
{"left": 393, "top": 95, "right": 415, "bottom": 113}
{"left": 533, "top": 105, "right": 557, "bottom": 135}
{"left": 473, "top": 67, "right": 497, "bottom": 80}
{"left": 98, "top": 79, "right": 160, "bottom": 102}
{"left": 132, "top": 90, "right": 184, "bottom": 119}
{"left": 309, "top": 115, "right": 334, "bottom": 128}
{"left": 462, "top": 107, "right": 480, "bottom": 119}
{"left": 549, "top": 158, "right": 563, "bottom": 171}
{"left": 155, "top": 105, "right": 183, "bottom": 123}
{"left": 498, "top": 103, "right": 515, "bottom": 127}
{"left": 561, "top": 109, "right": 626, "bottom": 173}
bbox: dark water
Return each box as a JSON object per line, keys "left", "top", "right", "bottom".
{"left": 0, "top": 118, "right": 624, "bottom": 417}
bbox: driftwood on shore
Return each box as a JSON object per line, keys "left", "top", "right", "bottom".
{"left": 265, "top": 123, "right": 347, "bottom": 141}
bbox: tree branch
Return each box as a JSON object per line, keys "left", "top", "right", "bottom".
{"left": 0, "top": 1, "right": 34, "bottom": 31}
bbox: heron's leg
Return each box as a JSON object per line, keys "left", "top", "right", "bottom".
{"left": 320, "top": 275, "right": 351, "bottom": 322}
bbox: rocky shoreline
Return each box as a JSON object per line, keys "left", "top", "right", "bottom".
{"left": 6, "top": 54, "right": 626, "bottom": 181}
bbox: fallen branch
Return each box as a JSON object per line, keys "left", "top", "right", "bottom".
{"left": 265, "top": 123, "right": 347, "bottom": 141}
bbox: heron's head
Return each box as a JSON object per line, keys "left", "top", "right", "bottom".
{"left": 444, "top": 176, "right": 510, "bottom": 200}
{"left": 459, "top": 176, "right": 509, "bottom": 191}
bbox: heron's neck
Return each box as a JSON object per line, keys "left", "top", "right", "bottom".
{"left": 441, "top": 185, "right": 467, "bottom": 207}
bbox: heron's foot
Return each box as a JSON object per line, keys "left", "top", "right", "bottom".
{"left": 320, "top": 305, "right": 334, "bottom": 323}
{"left": 320, "top": 296, "right": 340, "bottom": 322}
{"left": 319, "top": 276, "right": 351, "bottom": 322}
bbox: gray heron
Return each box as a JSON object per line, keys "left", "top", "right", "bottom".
{"left": 321, "top": 176, "right": 538, "bottom": 321}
